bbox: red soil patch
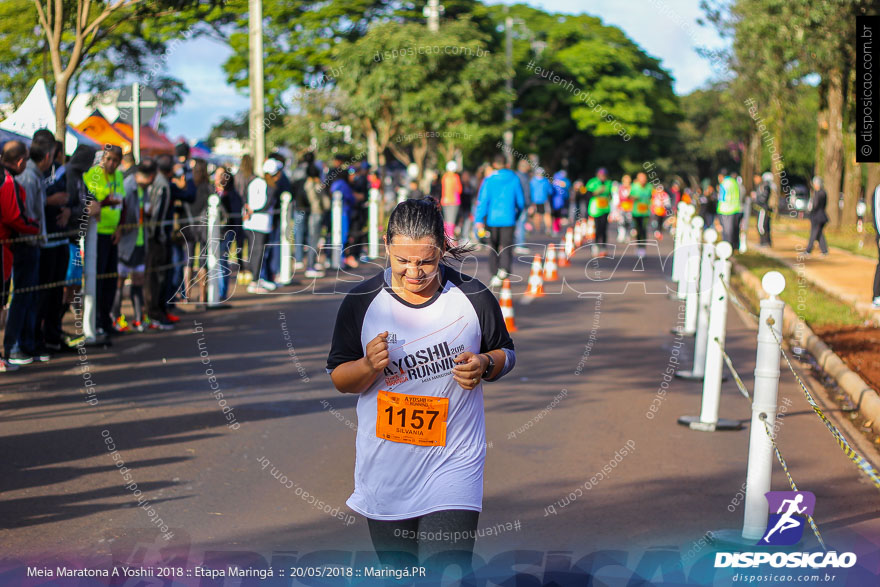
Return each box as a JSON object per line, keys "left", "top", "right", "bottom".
{"left": 813, "top": 326, "right": 880, "bottom": 395}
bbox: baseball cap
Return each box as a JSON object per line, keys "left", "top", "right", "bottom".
{"left": 262, "top": 159, "right": 283, "bottom": 176}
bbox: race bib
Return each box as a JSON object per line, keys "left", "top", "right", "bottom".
{"left": 377, "top": 390, "right": 449, "bottom": 447}
{"left": 594, "top": 197, "right": 608, "bottom": 209}
{"left": 621, "top": 200, "right": 633, "bottom": 212}
{"left": 636, "top": 202, "right": 649, "bottom": 214}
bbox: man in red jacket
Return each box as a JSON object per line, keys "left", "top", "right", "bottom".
{"left": 0, "top": 140, "right": 40, "bottom": 371}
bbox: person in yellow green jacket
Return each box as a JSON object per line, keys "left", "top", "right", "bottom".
{"left": 717, "top": 169, "right": 742, "bottom": 251}
{"left": 585, "top": 168, "right": 612, "bottom": 257}
{"left": 84, "top": 145, "right": 125, "bottom": 334}
{"left": 630, "top": 172, "right": 653, "bottom": 258}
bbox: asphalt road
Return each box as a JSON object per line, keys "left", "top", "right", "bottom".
{"left": 1, "top": 234, "right": 879, "bottom": 584}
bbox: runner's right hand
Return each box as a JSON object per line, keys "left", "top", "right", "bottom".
{"left": 364, "top": 331, "right": 389, "bottom": 372}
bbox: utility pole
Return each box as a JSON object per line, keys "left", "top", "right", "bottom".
{"left": 425, "top": 0, "right": 443, "bottom": 32}
{"left": 249, "top": 0, "right": 266, "bottom": 169}
{"left": 503, "top": 6, "right": 514, "bottom": 166}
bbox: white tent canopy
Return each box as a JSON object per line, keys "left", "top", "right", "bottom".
{"left": 0, "top": 79, "right": 99, "bottom": 155}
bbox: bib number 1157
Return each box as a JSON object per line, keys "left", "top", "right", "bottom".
{"left": 376, "top": 390, "right": 448, "bottom": 447}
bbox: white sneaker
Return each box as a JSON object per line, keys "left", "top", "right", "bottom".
{"left": 488, "top": 275, "right": 503, "bottom": 289}
{"left": 294, "top": 261, "right": 305, "bottom": 271}
{"left": 259, "top": 279, "right": 277, "bottom": 291}
{"left": 247, "top": 282, "right": 267, "bottom": 294}
{"left": 304, "top": 268, "right": 325, "bottom": 278}
{"left": 873, "top": 297, "right": 880, "bottom": 309}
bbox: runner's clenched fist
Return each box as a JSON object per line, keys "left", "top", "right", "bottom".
{"left": 364, "top": 331, "right": 390, "bottom": 372}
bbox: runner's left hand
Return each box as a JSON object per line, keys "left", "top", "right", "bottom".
{"left": 453, "top": 352, "right": 487, "bottom": 391}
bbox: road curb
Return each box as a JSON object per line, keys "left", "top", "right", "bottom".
{"left": 732, "top": 261, "right": 880, "bottom": 437}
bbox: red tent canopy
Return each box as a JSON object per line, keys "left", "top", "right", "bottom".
{"left": 112, "top": 122, "right": 175, "bottom": 156}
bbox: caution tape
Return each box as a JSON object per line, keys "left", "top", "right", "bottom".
{"left": 716, "top": 340, "right": 827, "bottom": 550}
{"left": 760, "top": 415, "right": 827, "bottom": 550}
{"left": 766, "top": 320, "right": 880, "bottom": 491}
{"left": 8, "top": 260, "right": 189, "bottom": 295}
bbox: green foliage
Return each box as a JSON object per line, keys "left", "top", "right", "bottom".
{"left": 0, "top": 0, "right": 221, "bottom": 114}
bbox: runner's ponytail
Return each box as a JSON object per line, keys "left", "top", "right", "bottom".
{"left": 387, "top": 197, "right": 474, "bottom": 261}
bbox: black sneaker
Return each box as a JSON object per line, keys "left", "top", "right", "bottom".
{"left": 44, "top": 341, "right": 63, "bottom": 352}
{"left": 8, "top": 351, "right": 33, "bottom": 365}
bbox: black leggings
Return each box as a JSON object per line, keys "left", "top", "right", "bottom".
{"left": 593, "top": 214, "right": 608, "bottom": 247}
{"left": 633, "top": 216, "right": 647, "bottom": 243}
{"left": 367, "top": 509, "right": 479, "bottom": 573}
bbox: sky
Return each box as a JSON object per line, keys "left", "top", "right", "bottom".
{"left": 162, "top": 0, "right": 729, "bottom": 141}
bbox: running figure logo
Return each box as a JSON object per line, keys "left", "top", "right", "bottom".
{"left": 760, "top": 491, "right": 816, "bottom": 546}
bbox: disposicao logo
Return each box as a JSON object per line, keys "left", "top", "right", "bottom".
{"left": 714, "top": 491, "right": 857, "bottom": 569}
{"left": 760, "top": 491, "right": 815, "bottom": 546}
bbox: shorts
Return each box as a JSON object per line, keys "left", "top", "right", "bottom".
{"left": 533, "top": 203, "right": 546, "bottom": 214}
{"left": 66, "top": 243, "right": 83, "bottom": 283}
{"left": 118, "top": 245, "right": 146, "bottom": 276}
{"left": 551, "top": 207, "right": 565, "bottom": 219}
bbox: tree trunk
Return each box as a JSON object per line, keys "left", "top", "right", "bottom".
{"left": 823, "top": 68, "right": 845, "bottom": 228}
{"left": 770, "top": 119, "right": 786, "bottom": 214}
{"left": 841, "top": 127, "right": 861, "bottom": 229}
{"left": 867, "top": 163, "right": 880, "bottom": 203}
{"left": 413, "top": 137, "right": 428, "bottom": 189}
{"left": 54, "top": 73, "right": 70, "bottom": 152}
{"left": 741, "top": 130, "right": 758, "bottom": 194}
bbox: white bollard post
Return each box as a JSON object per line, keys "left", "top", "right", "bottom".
{"left": 741, "top": 271, "right": 786, "bottom": 540}
{"left": 676, "top": 228, "right": 717, "bottom": 380}
{"left": 279, "top": 191, "right": 293, "bottom": 284}
{"left": 671, "top": 202, "right": 690, "bottom": 287}
{"left": 82, "top": 217, "right": 99, "bottom": 342}
{"left": 396, "top": 186, "right": 408, "bottom": 206}
{"left": 676, "top": 207, "right": 696, "bottom": 301}
{"left": 331, "top": 190, "right": 343, "bottom": 270}
{"left": 678, "top": 242, "right": 742, "bottom": 431}
{"left": 368, "top": 187, "right": 380, "bottom": 259}
{"left": 205, "top": 194, "right": 220, "bottom": 306}
{"left": 681, "top": 215, "right": 704, "bottom": 335}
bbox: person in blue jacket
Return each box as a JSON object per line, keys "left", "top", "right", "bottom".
{"left": 529, "top": 168, "right": 553, "bottom": 235}
{"left": 330, "top": 165, "right": 358, "bottom": 268}
{"left": 551, "top": 170, "right": 571, "bottom": 235}
{"left": 474, "top": 153, "right": 525, "bottom": 287}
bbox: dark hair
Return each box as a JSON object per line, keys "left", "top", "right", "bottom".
{"left": 175, "top": 142, "right": 190, "bottom": 158}
{"left": 719, "top": 168, "right": 728, "bottom": 177}
{"left": 103, "top": 144, "right": 123, "bottom": 159}
{"left": 32, "top": 129, "right": 55, "bottom": 143}
{"left": 1, "top": 140, "right": 27, "bottom": 164}
{"left": 54, "top": 140, "right": 64, "bottom": 159}
{"left": 386, "top": 197, "right": 474, "bottom": 261}
{"left": 492, "top": 153, "right": 506, "bottom": 167}
{"left": 302, "top": 151, "right": 315, "bottom": 164}
{"left": 157, "top": 154, "right": 174, "bottom": 174}
{"left": 29, "top": 136, "right": 55, "bottom": 163}
{"left": 137, "top": 158, "right": 157, "bottom": 176}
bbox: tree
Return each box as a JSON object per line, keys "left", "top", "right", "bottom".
{"left": 0, "top": 0, "right": 220, "bottom": 151}
{"left": 331, "top": 19, "right": 506, "bottom": 176}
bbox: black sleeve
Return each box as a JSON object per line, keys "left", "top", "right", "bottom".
{"left": 474, "top": 287, "right": 515, "bottom": 354}
{"left": 325, "top": 273, "right": 384, "bottom": 372}
{"left": 446, "top": 267, "right": 514, "bottom": 353}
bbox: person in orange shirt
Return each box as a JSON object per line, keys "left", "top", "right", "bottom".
{"left": 441, "top": 161, "right": 463, "bottom": 239}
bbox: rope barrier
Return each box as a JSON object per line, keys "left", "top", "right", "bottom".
{"left": 766, "top": 319, "right": 880, "bottom": 491}
{"left": 720, "top": 278, "right": 760, "bottom": 321}
{"left": 7, "top": 259, "right": 190, "bottom": 295}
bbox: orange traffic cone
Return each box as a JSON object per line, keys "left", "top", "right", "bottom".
{"left": 574, "top": 221, "right": 583, "bottom": 247}
{"left": 499, "top": 278, "right": 517, "bottom": 332}
{"left": 526, "top": 254, "right": 545, "bottom": 297}
{"left": 543, "top": 244, "right": 559, "bottom": 281}
{"left": 557, "top": 240, "right": 570, "bottom": 267}
{"left": 586, "top": 217, "right": 596, "bottom": 242}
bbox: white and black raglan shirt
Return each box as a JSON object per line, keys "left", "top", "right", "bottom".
{"left": 326, "top": 265, "right": 516, "bottom": 520}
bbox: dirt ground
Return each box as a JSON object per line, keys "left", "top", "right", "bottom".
{"left": 814, "top": 325, "right": 880, "bottom": 394}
